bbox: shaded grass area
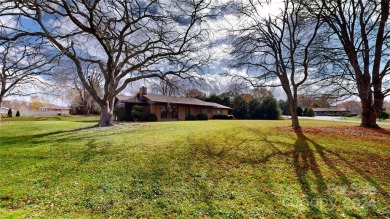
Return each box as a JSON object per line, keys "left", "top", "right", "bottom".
{"left": 0, "top": 118, "right": 389, "bottom": 218}
{"left": 1, "top": 115, "right": 99, "bottom": 122}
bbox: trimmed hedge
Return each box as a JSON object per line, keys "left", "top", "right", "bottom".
{"left": 297, "top": 106, "right": 303, "bottom": 116}
{"left": 131, "top": 105, "right": 146, "bottom": 121}
{"left": 212, "top": 114, "right": 234, "bottom": 120}
{"left": 306, "top": 108, "right": 315, "bottom": 117}
{"left": 380, "top": 111, "right": 389, "bottom": 120}
{"left": 142, "top": 114, "right": 157, "bottom": 122}
{"left": 113, "top": 107, "right": 125, "bottom": 121}
{"left": 196, "top": 113, "right": 209, "bottom": 120}
{"left": 185, "top": 114, "right": 197, "bottom": 120}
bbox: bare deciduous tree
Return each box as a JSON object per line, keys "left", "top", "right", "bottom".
{"left": 150, "top": 77, "right": 184, "bottom": 96}
{"left": 297, "top": 93, "right": 335, "bottom": 108}
{"left": 252, "top": 88, "right": 274, "bottom": 102}
{"left": 69, "top": 70, "right": 102, "bottom": 115}
{"left": 52, "top": 60, "right": 103, "bottom": 115}
{"left": 0, "top": 0, "right": 214, "bottom": 126}
{"left": 305, "top": 0, "right": 390, "bottom": 128}
{"left": 0, "top": 41, "right": 57, "bottom": 121}
{"left": 184, "top": 88, "right": 206, "bottom": 99}
{"left": 230, "top": 0, "right": 322, "bottom": 129}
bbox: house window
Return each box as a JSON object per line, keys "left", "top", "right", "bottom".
{"left": 212, "top": 109, "right": 221, "bottom": 115}
{"left": 172, "top": 105, "right": 178, "bottom": 118}
{"left": 185, "top": 106, "right": 190, "bottom": 117}
{"left": 161, "top": 104, "right": 178, "bottom": 119}
{"left": 196, "top": 107, "right": 209, "bottom": 114}
{"left": 161, "top": 105, "right": 168, "bottom": 119}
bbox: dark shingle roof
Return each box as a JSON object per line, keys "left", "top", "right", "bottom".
{"left": 312, "top": 108, "right": 349, "bottom": 112}
{"left": 116, "top": 95, "right": 147, "bottom": 104}
{"left": 144, "top": 94, "right": 230, "bottom": 109}
{"left": 117, "top": 94, "right": 230, "bottom": 109}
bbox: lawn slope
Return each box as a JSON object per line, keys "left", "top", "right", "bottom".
{"left": 0, "top": 119, "right": 389, "bottom": 218}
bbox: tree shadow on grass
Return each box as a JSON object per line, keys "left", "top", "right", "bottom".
{"left": 306, "top": 133, "right": 389, "bottom": 199}
{"left": 293, "top": 129, "right": 340, "bottom": 218}
{"left": 0, "top": 124, "right": 139, "bottom": 149}
{"left": 0, "top": 125, "right": 100, "bottom": 149}
{"left": 236, "top": 127, "right": 388, "bottom": 218}
{"left": 181, "top": 131, "right": 297, "bottom": 216}
{"left": 293, "top": 129, "right": 389, "bottom": 218}
{"left": 32, "top": 125, "right": 99, "bottom": 138}
{"left": 78, "top": 140, "right": 112, "bottom": 164}
{"left": 245, "top": 127, "right": 341, "bottom": 217}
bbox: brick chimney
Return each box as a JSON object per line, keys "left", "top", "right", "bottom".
{"left": 139, "top": 86, "right": 147, "bottom": 100}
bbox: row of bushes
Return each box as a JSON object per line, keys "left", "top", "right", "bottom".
{"left": 212, "top": 114, "right": 234, "bottom": 120}
{"left": 131, "top": 106, "right": 158, "bottom": 121}
{"left": 141, "top": 114, "right": 158, "bottom": 121}
{"left": 114, "top": 106, "right": 157, "bottom": 122}
{"left": 185, "top": 113, "right": 209, "bottom": 121}
{"left": 186, "top": 114, "right": 234, "bottom": 120}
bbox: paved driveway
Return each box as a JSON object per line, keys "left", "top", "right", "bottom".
{"left": 285, "top": 116, "right": 390, "bottom": 126}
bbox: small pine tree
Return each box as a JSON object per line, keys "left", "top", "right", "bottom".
{"left": 248, "top": 98, "right": 262, "bottom": 119}
{"left": 296, "top": 106, "right": 303, "bottom": 116}
{"left": 259, "top": 96, "right": 281, "bottom": 120}
{"left": 232, "top": 95, "right": 248, "bottom": 119}
{"left": 7, "top": 108, "right": 12, "bottom": 117}
{"left": 379, "top": 109, "right": 389, "bottom": 121}
{"left": 306, "top": 108, "right": 315, "bottom": 117}
{"left": 303, "top": 107, "right": 308, "bottom": 117}
{"left": 278, "top": 99, "right": 290, "bottom": 115}
{"left": 16, "top": 110, "right": 20, "bottom": 117}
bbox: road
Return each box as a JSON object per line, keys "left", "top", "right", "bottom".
{"left": 286, "top": 116, "right": 390, "bottom": 126}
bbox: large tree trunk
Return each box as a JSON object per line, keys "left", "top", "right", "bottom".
{"left": 290, "top": 106, "right": 301, "bottom": 130}
{"left": 0, "top": 97, "right": 2, "bottom": 122}
{"left": 287, "top": 95, "right": 301, "bottom": 130}
{"left": 99, "top": 99, "right": 115, "bottom": 127}
{"left": 361, "top": 107, "right": 378, "bottom": 128}
{"left": 359, "top": 86, "right": 380, "bottom": 128}
{"left": 355, "top": 83, "right": 381, "bottom": 128}
{"left": 360, "top": 95, "right": 380, "bottom": 128}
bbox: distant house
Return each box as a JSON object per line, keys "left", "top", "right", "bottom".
{"left": 1, "top": 100, "right": 70, "bottom": 117}
{"left": 312, "top": 107, "right": 351, "bottom": 116}
{"left": 38, "top": 105, "right": 70, "bottom": 116}
{"left": 0, "top": 107, "right": 9, "bottom": 114}
{"left": 115, "top": 87, "right": 230, "bottom": 121}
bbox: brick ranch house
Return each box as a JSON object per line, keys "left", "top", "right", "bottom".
{"left": 312, "top": 107, "right": 352, "bottom": 116}
{"left": 114, "top": 87, "right": 230, "bottom": 121}
{"left": 38, "top": 105, "right": 70, "bottom": 116}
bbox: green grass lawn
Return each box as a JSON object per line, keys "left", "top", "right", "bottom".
{"left": 0, "top": 117, "right": 389, "bottom": 218}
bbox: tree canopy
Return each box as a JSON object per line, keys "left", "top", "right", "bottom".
{"left": 0, "top": 0, "right": 216, "bottom": 126}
